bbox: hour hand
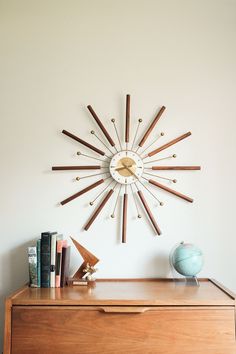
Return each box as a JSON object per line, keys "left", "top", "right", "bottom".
{"left": 121, "top": 163, "right": 139, "bottom": 179}
{"left": 115, "top": 164, "right": 133, "bottom": 172}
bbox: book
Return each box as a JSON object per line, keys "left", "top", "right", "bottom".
{"left": 36, "top": 239, "right": 41, "bottom": 288}
{"left": 61, "top": 245, "right": 71, "bottom": 287}
{"left": 55, "top": 240, "right": 63, "bottom": 287}
{"left": 27, "top": 246, "right": 38, "bottom": 287}
{"left": 41, "top": 231, "right": 57, "bottom": 288}
{"left": 50, "top": 234, "right": 57, "bottom": 287}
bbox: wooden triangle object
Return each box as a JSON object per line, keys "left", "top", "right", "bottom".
{"left": 70, "top": 237, "right": 99, "bottom": 279}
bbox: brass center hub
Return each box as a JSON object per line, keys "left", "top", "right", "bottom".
{"left": 116, "top": 157, "right": 136, "bottom": 177}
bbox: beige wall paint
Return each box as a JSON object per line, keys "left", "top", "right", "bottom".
{"left": 1, "top": 0, "right": 236, "bottom": 349}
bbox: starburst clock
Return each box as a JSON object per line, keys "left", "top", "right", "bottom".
{"left": 52, "top": 95, "right": 201, "bottom": 243}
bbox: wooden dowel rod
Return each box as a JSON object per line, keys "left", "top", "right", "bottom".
{"left": 61, "top": 179, "right": 104, "bottom": 206}
{"left": 149, "top": 179, "right": 193, "bottom": 203}
{"left": 84, "top": 189, "right": 114, "bottom": 230}
{"left": 122, "top": 193, "right": 128, "bottom": 243}
{"left": 87, "top": 105, "right": 115, "bottom": 147}
{"left": 52, "top": 166, "right": 101, "bottom": 171}
{"left": 125, "top": 94, "right": 130, "bottom": 143}
{"left": 151, "top": 166, "right": 201, "bottom": 171}
{"left": 148, "top": 132, "right": 191, "bottom": 157}
{"left": 139, "top": 106, "right": 166, "bottom": 147}
{"left": 62, "top": 130, "right": 105, "bottom": 156}
{"left": 137, "top": 190, "right": 161, "bottom": 235}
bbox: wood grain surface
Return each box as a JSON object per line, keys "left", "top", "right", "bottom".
{"left": 61, "top": 179, "right": 104, "bottom": 205}
{"left": 148, "top": 131, "right": 191, "bottom": 157}
{"left": 137, "top": 190, "right": 161, "bottom": 235}
{"left": 62, "top": 129, "right": 105, "bottom": 156}
{"left": 4, "top": 279, "right": 236, "bottom": 354}
{"left": 148, "top": 179, "right": 193, "bottom": 203}
{"left": 11, "top": 306, "right": 235, "bottom": 354}
{"left": 122, "top": 193, "right": 128, "bottom": 243}
{"left": 125, "top": 94, "right": 130, "bottom": 143}
{"left": 151, "top": 166, "right": 201, "bottom": 170}
{"left": 52, "top": 165, "right": 101, "bottom": 170}
{"left": 84, "top": 189, "right": 114, "bottom": 230}
{"left": 139, "top": 106, "right": 166, "bottom": 147}
{"left": 87, "top": 105, "right": 115, "bottom": 146}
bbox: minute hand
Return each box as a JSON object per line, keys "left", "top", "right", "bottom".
{"left": 122, "top": 164, "right": 139, "bottom": 180}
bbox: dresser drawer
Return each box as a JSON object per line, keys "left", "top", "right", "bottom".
{"left": 11, "top": 306, "right": 235, "bottom": 354}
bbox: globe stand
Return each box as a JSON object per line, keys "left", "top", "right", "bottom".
{"left": 185, "top": 276, "right": 199, "bottom": 287}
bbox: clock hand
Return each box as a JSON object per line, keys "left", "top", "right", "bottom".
{"left": 121, "top": 163, "right": 139, "bottom": 180}
{"left": 115, "top": 164, "right": 134, "bottom": 172}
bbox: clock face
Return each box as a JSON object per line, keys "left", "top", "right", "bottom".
{"left": 109, "top": 150, "right": 144, "bottom": 185}
{"left": 52, "top": 94, "right": 201, "bottom": 243}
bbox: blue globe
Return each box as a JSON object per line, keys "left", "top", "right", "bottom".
{"left": 171, "top": 242, "right": 203, "bottom": 277}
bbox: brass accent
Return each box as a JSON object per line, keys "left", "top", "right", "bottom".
{"left": 77, "top": 151, "right": 109, "bottom": 164}
{"left": 111, "top": 118, "right": 122, "bottom": 150}
{"left": 131, "top": 119, "right": 142, "bottom": 150}
{"left": 144, "top": 154, "right": 177, "bottom": 165}
{"left": 111, "top": 184, "right": 122, "bottom": 218}
{"left": 116, "top": 157, "right": 136, "bottom": 177}
{"left": 143, "top": 171, "right": 177, "bottom": 183}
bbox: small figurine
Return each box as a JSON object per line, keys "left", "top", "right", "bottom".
{"left": 83, "top": 263, "right": 98, "bottom": 281}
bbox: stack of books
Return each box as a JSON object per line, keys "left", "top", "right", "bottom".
{"left": 27, "top": 231, "right": 71, "bottom": 288}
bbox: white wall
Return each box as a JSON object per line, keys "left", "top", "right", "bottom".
{"left": 1, "top": 0, "right": 236, "bottom": 350}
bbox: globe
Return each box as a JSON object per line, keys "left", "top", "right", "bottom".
{"left": 171, "top": 242, "right": 203, "bottom": 277}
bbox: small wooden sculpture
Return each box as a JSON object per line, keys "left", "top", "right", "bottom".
{"left": 69, "top": 237, "right": 99, "bottom": 285}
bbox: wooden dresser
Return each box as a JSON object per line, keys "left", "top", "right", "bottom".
{"left": 4, "top": 279, "right": 236, "bottom": 354}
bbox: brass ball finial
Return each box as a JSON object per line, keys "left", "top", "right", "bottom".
{"left": 110, "top": 214, "right": 115, "bottom": 218}
{"left": 173, "top": 154, "right": 177, "bottom": 158}
{"left": 76, "top": 177, "right": 80, "bottom": 181}
{"left": 173, "top": 179, "right": 177, "bottom": 183}
{"left": 160, "top": 202, "right": 164, "bottom": 206}
{"left": 89, "top": 202, "right": 94, "bottom": 206}
{"left": 138, "top": 118, "right": 142, "bottom": 123}
{"left": 91, "top": 130, "right": 95, "bottom": 134}
{"left": 138, "top": 214, "right": 142, "bottom": 219}
{"left": 111, "top": 118, "right": 115, "bottom": 123}
{"left": 161, "top": 132, "right": 164, "bottom": 136}
{"left": 77, "top": 151, "right": 81, "bottom": 156}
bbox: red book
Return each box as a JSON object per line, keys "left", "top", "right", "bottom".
{"left": 55, "top": 240, "right": 63, "bottom": 288}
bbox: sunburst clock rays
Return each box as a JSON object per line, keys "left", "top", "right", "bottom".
{"left": 52, "top": 95, "right": 201, "bottom": 243}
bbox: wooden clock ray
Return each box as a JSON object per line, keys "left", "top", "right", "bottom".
{"left": 52, "top": 95, "right": 201, "bottom": 242}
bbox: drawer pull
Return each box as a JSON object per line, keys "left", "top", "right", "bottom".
{"left": 100, "top": 307, "right": 150, "bottom": 314}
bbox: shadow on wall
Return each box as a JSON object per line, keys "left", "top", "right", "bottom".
{"left": 0, "top": 240, "right": 34, "bottom": 351}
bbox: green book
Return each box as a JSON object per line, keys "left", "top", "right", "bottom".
{"left": 28, "top": 246, "right": 38, "bottom": 287}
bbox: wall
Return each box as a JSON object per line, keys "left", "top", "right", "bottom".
{"left": 1, "top": 0, "right": 236, "bottom": 350}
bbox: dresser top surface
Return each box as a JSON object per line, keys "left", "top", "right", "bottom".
{"left": 8, "top": 279, "right": 235, "bottom": 306}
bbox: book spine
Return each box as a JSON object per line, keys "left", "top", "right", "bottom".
{"left": 36, "top": 239, "right": 41, "bottom": 287}
{"left": 50, "top": 234, "right": 57, "bottom": 287}
{"left": 41, "top": 232, "right": 51, "bottom": 288}
{"left": 55, "top": 240, "right": 63, "bottom": 288}
{"left": 61, "top": 245, "right": 70, "bottom": 287}
{"left": 28, "top": 246, "right": 38, "bottom": 287}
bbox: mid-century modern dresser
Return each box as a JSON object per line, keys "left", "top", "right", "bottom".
{"left": 4, "top": 279, "right": 236, "bottom": 354}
